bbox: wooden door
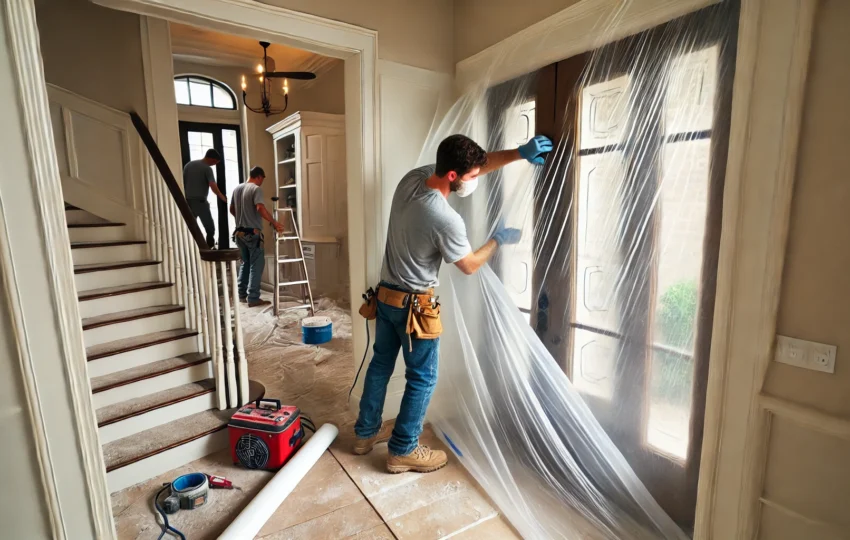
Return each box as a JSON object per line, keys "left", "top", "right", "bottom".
{"left": 526, "top": 2, "right": 737, "bottom": 528}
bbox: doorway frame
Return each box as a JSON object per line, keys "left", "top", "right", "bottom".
{"left": 6, "top": 0, "right": 379, "bottom": 536}
{"left": 177, "top": 119, "right": 245, "bottom": 249}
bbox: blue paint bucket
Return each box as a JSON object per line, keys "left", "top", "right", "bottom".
{"left": 302, "top": 316, "right": 332, "bottom": 345}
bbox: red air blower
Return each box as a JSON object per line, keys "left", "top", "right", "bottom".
{"left": 228, "top": 399, "right": 304, "bottom": 470}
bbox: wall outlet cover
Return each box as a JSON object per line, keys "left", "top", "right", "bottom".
{"left": 774, "top": 335, "right": 836, "bottom": 374}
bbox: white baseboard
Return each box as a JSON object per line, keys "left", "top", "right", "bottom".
{"left": 106, "top": 429, "right": 229, "bottom": 493}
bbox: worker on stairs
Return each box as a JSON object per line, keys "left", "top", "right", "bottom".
{"left": 230, "top": 166, "right": 285, "bottom": 307}
{"left": 353, "top": 133, "right": 553, "bottom": 473}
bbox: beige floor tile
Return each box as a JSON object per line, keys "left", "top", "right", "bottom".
{"left": 452, "top": 516, "right": 521, "bottom": 539}
{"left": 257, "top": 452, "right": 364, "bottom": 537}
{"left": 368, "top": 460, "right": 477, "bottom": 522}
{"left": 329, "top": 425, "right": 454, "bottom": 499}
{"left": 258, "top": 499, "right": 383, "bottom": 540}
{"left": 349, "top": 524, "right": 396, "bottom": 539}
{"left": 386, "top": 483, "right": 498, "bottom": 540}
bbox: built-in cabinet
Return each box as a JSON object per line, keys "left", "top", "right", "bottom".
{"left": 267, "top": 111, "right": 348, "bottom": 301}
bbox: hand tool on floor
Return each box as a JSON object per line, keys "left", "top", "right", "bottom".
{"left": 153, "top": 472, "right": 240, "bottom": 539}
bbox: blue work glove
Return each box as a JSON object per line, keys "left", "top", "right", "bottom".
{"left": 493, "top": 223, "right": 522, "bottom": 246}
{"left": 518, "top": 135, "right": 553, "bottom": 165}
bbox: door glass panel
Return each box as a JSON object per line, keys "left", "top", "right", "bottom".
{"left": 221, "top": 129, "right": 240, "bottom": 241}
{"left": 571, "top": 74, "right": 631, "bottom": 398}
{"left": 646, "top": 47, "right": 718, "bottom": 458}
{"left": 500, "top": 100, "right": 536, "bottom": 322}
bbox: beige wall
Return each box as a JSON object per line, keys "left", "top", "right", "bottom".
{"left": 35, "top": 0, "right": 147, "bottom": 119}
{"left": 761, "top": 0, "right": 850, "bottom": 537}
{"left": 453, "top": 0, "right": 580, "bottom": 62}
{"left": 257, "top": 0, "right": 454, "bottom": 73}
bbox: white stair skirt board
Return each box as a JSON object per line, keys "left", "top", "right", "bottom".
{"left": 87, "top": 337, "right": 198, "bottom": 378}
{"left": 92, "top": 361, "right": 212, "bottom": 409}
{"left": 68, "top": 225, "right": 131, "bottom": 243}
{"left": 71, "top": 243, "right": 146, "bottom": 265}
{"left": 98, "top": 391, "right": 216, "bottom": 444}
{"left": 78, "top": 286, "right": 172, "bottom": 319}
{"left": 74, "top": 264, "right": 159, "bottom": 290}
{"left": 107, "top": 430, "right": 228, "bottom": 493}
{"left": 65, "top": 208, "right": 108, "bottom": 225}
{"left": 84, "top": 310, "right": 185, "bottom": 348}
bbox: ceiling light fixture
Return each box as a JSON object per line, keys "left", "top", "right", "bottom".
{"left": 242, "top": 41, "right": 316, "bottom": 116}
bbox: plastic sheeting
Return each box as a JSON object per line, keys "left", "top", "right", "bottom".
{"left": 418, "top": 1, "right": 738, "bottom": 538}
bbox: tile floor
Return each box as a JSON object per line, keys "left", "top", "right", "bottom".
{"left": 112, "top": 296, "right": 520, "bottom": 539}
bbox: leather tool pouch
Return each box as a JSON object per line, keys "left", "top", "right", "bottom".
{"left": 408, "top": 295, "right": 442, "bottom": 339}
{"left": 358, "top": 287, "right": 378, "bottom": 320}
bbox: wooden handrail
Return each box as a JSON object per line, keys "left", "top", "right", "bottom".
{"left": 130, "top": 112, "right": 239, "bottom": 262}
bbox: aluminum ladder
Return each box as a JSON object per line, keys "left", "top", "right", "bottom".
{"left": 271, "top": 198, "right": 315, "bottom": 316}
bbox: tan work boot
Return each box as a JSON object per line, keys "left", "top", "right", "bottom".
{"left": 352, "top": 422, "right": 394, "bottom": 455}
{"left": 386, "top": 445, "right": 448, "bottom": 474}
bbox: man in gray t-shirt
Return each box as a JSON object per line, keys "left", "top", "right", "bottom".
{"left": 183, "top": 148, "right": 227, "bottom": 248}
{"left": 354, "top": 133, "right": 553, "bottom": 473}
{"left": 229, "top": 166, "right": 285, "bottom": 307}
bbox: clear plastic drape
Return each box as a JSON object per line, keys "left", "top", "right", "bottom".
{"left": 419, "top": 1, "right": 738, "bottom": 538}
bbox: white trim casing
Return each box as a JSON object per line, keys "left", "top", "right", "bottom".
{"left": 2, "top": 0, "right": 112, "bottom": 538}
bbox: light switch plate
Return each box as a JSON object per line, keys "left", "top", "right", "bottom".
{"left": 774, "top": 335, "right": 836, "bottom": 374}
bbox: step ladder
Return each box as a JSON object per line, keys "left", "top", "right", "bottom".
{"left": 271, "top": 198, "right": 315, "bottom": 316}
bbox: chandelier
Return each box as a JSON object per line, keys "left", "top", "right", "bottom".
{"left": 241, "top": 41, "right": 316, "bottom": 116}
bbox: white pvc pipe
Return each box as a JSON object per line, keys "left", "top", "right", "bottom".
{"left": 218, "top": 423, "right": 339, "bottom": 540}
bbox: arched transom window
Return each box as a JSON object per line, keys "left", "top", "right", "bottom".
{"left": 174, "top": 76, "right": 236, "bottom": 110}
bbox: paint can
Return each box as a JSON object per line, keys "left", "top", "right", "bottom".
{"left": 301, "top": 316, "right": 332, "bottom": 344}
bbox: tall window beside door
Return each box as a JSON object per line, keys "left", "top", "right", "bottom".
{"left": 488, "top": 1, "right": 738, "bottom": 528}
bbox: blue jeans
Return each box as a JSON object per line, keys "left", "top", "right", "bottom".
{"left": 187, "top": 199, "right": 215, "bottom": 248}
{"left": 235, "top": 233, "right": 264, "bottom": 302}
{"left": 355, "top": 287, "right": 440, "bottom": 456}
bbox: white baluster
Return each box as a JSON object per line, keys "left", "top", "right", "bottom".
{"left": 207, "top": 262, "right": 226, "bottom": 410}
{"left": 230, "top": 259, "right": 249, "bottom": 405}
{"left": 197, "top": 251, "right": 210, "bottom": 355}
{"left": 220, "top": 261, "right": 238, "bottom": 407}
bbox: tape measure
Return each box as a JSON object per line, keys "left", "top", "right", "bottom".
{"left": 163, "top": 472, "right": 209, "bottom": 513}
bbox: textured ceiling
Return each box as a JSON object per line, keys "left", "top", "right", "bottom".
{"left": 169, "top": 22, "right": 340, "bottom": 75}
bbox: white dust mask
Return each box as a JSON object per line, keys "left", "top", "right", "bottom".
{"left": 455, "top": 177, "right": 479, "bottom": 198}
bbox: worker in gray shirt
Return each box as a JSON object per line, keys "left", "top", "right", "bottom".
{"left": 230, "top": 166, "right": 285, "bottom": 307}
{"left": 353, "top": 133, "right": 552, "bottom": 474}
{"left": 183, "top": 148, "right": 227, "bottom": 248}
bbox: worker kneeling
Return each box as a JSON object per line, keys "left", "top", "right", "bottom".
{"left": 353, "top": 133, "right": 553, "bottom": 473}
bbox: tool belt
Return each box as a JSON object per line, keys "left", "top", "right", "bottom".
{"left": 233, "top": 227, "right": 263, "bottom": 246}
{"left": 359, "top": 284, "right": 442, "bottom": 344}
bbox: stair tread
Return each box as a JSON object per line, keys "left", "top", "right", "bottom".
{"left": 74, "top": 260, "right": 160, "bottom": 274}
{"left": 78, "top": 281, "right": 173, "bottom": 301}
{"left": 86, "top": 328, "right": 198, "bottom": 361}
{"left": 96, "top": 378, "right": 216, "bottom": 427}
{"left": 67, "top": 222, "right": 125, "bottom": 228}
{"left": 101, "top": 381, "right": 264, "bottom": 472}
{"left": 70, "top": 240, "right": 146, "bottom": 249}
{"left": 82, "top": 304, "right": 185, "bottom": 330}
{"left": 91, "top": 353, "right": 210, "bottom": 393}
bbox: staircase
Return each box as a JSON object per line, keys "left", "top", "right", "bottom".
{"left": 68, "top": 204, "right": 263, "bottom": 492}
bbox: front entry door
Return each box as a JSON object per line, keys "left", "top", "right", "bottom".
{"left": 178, "top": 121, "right": 243, "bottom": 249}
